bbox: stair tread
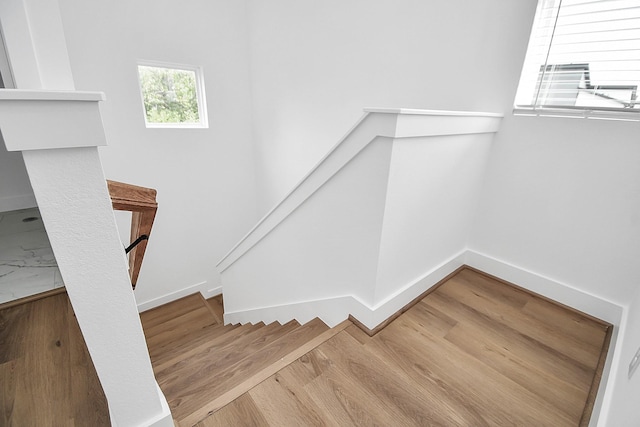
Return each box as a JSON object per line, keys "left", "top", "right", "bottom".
{"left": 149, "top": 322, "right": 244, "bottom": 368}
{"left": 153, "top": 321, "right": 268, "bottom": 373}
{"left": 156, "top": 319, "right": 300, "bottom": 385}
{"left": 143, "top": 305, "right": 217, "bottom": 355}
{"left": 140, "top": 294, "right": 209, "bottom": 331}
{"left": 167, "top": 318, "right": 329, "bottom": 422}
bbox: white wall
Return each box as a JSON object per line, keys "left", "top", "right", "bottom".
{"left": 470, "top": 116, "right": 640, "bottom": 307}
{"left": 0, "top": 144, "right": 35, "bottom": 212}
{"left": 57, "top": 0, "right": 259, "bottom": 307}
{"left": 375, "top": 133, "right": 493, "bottom": 303}
{"left": 246, "top": 0, "right": 537, "bottom": 214}
{"left": 469, "top": 113, "right": 640, "bottom": 427}
{"left": 224, "top": 137, "right": 391, "bottom": 313}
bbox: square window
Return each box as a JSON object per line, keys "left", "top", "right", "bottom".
{"left": 137, "top": 62, "right": 208, "bottom": 128}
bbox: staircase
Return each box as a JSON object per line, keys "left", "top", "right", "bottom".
{"left": 140, "top": 294, "right": 346, "bottom": 427}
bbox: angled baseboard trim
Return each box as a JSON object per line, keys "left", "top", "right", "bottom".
{"left": 137, "top": 281, "right": 208, "bottom": 313}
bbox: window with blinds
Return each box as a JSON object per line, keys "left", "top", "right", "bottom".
{"left": 514, "top": 0, "right": 640, "bottom": 119}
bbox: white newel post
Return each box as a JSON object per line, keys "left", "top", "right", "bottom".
{"left": 0, "top": 0, "right": 172, "bottom": 426}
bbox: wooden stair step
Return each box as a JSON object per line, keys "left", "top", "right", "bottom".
{"left": 143, "top": 305, "right": 218, "bottom": 356}
{"left": 149, "top": 322, "right": 244, "bottom": 369}
{"left": 157, "top": 320, "right": 301, "bottom": 393}
{"left": 141, "top": 294, "right": 211, "bottom": 331}
{"left": 172, "top": 318, "right": 330, "bottom": 425}
{"left": 153, "top": 321, "right": 268, "bottom": 374}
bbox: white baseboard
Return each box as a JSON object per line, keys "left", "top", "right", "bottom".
{"left": 137, "top": 281, "right": 208, "bottom": 313}
{"left": 464, "top": 249, "right": 623, "bottom": 326}
{"left": 202, "top": 286, "right": 222, "bottom": 300}
{"left": 367, "top": 251, "right": 466, "bottom": 328}
{"left": 224, "top": 252, "right": 466, "bottom": 330}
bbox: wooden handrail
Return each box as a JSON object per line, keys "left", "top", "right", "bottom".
{"left": 107, "top": 180, "right": 157, "bottom": 289}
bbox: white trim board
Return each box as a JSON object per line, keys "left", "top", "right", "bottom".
{"left": 136, "top": 281, "right": 209, "bottom": 313}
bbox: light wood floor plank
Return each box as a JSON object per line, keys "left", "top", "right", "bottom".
{"left": 248, "top": 371, "right": 327, "bottom": 426}
{"left": 147, "top": 269, "right": 610, "bottom": 427}
{"left": 426, "top": 291, "right": 597, "bottom": 389}
{"left": 373, "top": 318, "right": 575, "bottom": 427}
{"left": 303, "top": 361, "right": 403, "bottom": 427}
{"left": 439, "top": 275, "right": 605, "bottom": 368}
{"left": 0, "top": 293, "right": 108, "bottom": 427}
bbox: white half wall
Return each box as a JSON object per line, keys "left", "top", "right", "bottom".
{"left": 221, "top": 110, "right": 502, "bottom": 330}
{"left": 223, "top": 137, "right": 392, "bottom": 314}
{"left": 374, "top": 133, "right": 494, "bottom": 304}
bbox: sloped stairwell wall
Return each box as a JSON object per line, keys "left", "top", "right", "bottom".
{"left": 218, "top": 109, "right": 501, "bottom": 329}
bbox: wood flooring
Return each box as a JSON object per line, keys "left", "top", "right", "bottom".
{"left": 140, "top": 293, "right": 344, "bottom": 426}
{"left": 0, "top": 267, "right": 611, "bottom": 426}
{"left": 143, "top": 267, "right": 612, "bottom": 427}
{"left": 0, "top": 292, "right": 109, "bottom": 427}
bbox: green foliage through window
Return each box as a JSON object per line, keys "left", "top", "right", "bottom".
{"left": 138, "top": 65, "right": 204, "bottom": 126}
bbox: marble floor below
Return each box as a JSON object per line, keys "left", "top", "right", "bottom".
{"left": 0, "top": 207, "right": 63, "bottom": 304}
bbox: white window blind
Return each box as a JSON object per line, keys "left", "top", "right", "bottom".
{"left": 515, "top": 0, "right": 640, "bottom": 118}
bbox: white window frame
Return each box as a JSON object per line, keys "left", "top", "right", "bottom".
{"left": 136, "top": 60, "right": 209, "bottom": 129}
{"left": 514, "top": 0, "right": 640, "bottom": 122}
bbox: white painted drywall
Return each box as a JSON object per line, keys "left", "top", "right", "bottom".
{"left": 469, "top": 114, "right": 640, "bottom": 427}
{"left": 221, "top": 111, "right": 502, "bottom": 330}
{"left": 57, "top": 0, "right": 259, "bottom": 307}
{"left": 224, "top": 137, "right": 392, "bottom": 312}
{"left": 374, "top": 133, "right": 493, "bottom": 303}
{"left": 469, "top": 115, "right": 640, "bottom": 307}
{"left": 246, "top": 0, "right": 537, "bottom": 214}
{"left": 0, "top": 0, "right": 46, "bottom": 212}
{"left": 0, "top": 143, "right": 35, "bottom": 212}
